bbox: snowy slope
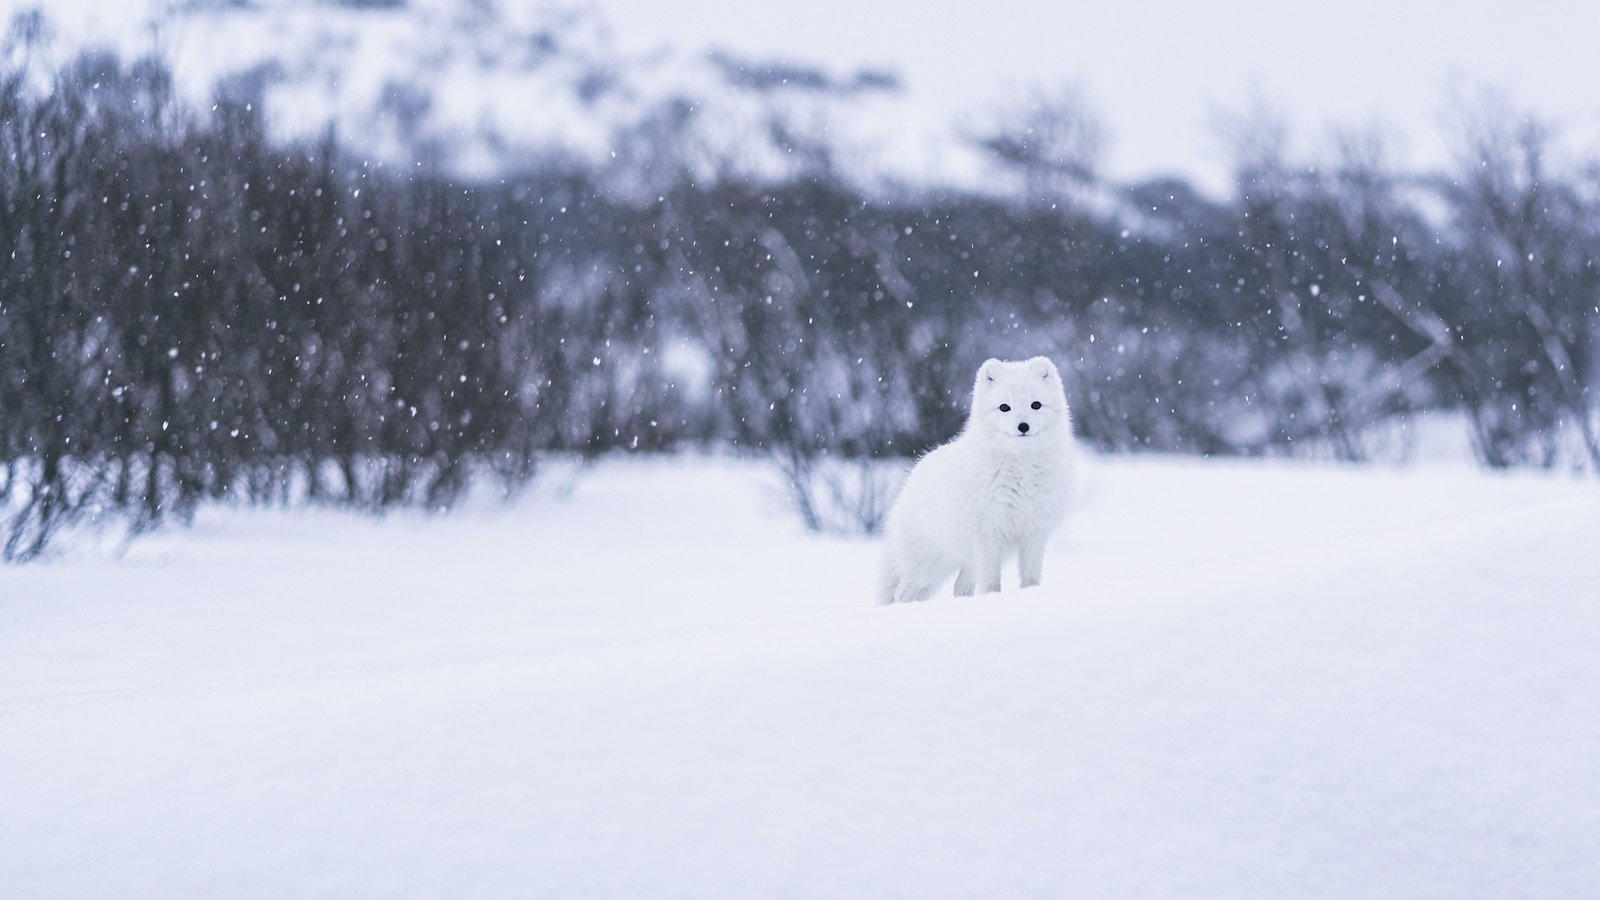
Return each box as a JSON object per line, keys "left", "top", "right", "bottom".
{"left": 3, "top": 0, "right": 931, "bottom": 189}
{"left": 2, "top": 455, "right": 1599, "bottom": 898}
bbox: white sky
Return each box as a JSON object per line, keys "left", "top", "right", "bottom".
{"left": 598, "top": 0, "right": 1600, "bottom": 189}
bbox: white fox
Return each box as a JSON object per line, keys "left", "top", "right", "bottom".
{"left": 880, "top": 357, "right": 1075, "bottom": 604}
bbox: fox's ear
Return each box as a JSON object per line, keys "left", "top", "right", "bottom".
{"left": 978, "top": 358, "right": 1004, "bottom": 383}
{"left": 1029, "top": 356, "right": 1059, "bottom": 381}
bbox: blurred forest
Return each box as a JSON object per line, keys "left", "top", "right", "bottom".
{"left": 2, "top": 18, "right": 1597, "bottom": 558}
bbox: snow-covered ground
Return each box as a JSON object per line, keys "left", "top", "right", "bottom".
{"left": 2, "top": 454, "right": 1598, "bottom": 898}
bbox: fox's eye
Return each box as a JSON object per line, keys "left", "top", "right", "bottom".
{"left": 998, "top": 404, "right": 1011, "bottom": 412}
{"left": 1031, "top": 401, "right": 1042, "bottom": 410}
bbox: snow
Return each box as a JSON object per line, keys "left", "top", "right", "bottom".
{"left": 3, "top": 454, "right": 1599, "bottom": 898}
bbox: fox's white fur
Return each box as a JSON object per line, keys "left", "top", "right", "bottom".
{"left": 879, "top": 356, "right": 1075, "bottom": 604}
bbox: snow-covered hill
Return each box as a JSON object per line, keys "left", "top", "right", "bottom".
{"left": 3, "top": 454, "right": 1597, "bottom": 898}
{"left": 4, "top": 0, "right": 942, "bottom": 189}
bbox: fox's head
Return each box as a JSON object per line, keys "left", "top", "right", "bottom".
{"left": 969, "top": 357, "right": 1071, "bottom": 442}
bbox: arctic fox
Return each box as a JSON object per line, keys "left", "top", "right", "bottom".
{"left": 879, "top": 356, "right": 1075, "bottom": 604}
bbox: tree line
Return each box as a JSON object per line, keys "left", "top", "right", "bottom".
{"left": 2, "top": 43, "right": 1596, "bottom": 559}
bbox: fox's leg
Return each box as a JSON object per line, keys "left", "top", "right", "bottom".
{"left": 1019, "top": 533, "right": 1047, "bottom": 588}
{"left": 978, "top": 543, "right": 1003, "bottom": 594}
{"left": 953, "top": 565, "right": 976, "bottom": 596}
{"left": 877, "top": 561, "right": 899, "bottom": 605}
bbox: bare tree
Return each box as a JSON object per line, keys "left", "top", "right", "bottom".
{"left": 1441, "top": 92, "right": 1600, "bottom": 469}
{"left": 975, "top": 82, "right": 1106, "bottom": 207}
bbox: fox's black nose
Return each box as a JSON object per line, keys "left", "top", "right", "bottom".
{"left": 1017, "top": 422, "right": 1030, "bottom": 433}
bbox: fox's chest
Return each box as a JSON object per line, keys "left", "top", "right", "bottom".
{"left": 972, "top": 457, "right": 1067, "bottom": 531}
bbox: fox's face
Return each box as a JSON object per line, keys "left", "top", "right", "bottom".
{"left": 971, "top": 357, "right": 1070, "bottom": 441}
